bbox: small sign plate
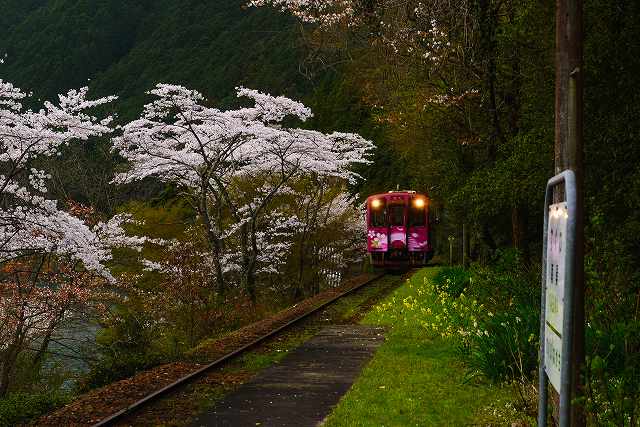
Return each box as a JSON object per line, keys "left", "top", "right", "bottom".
{"left": 544, "top": 202, "right": 568, "bottom": 392}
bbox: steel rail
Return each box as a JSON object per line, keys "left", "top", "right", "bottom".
{"left": 92, "top": 273, "right": 386, "bottom": 427}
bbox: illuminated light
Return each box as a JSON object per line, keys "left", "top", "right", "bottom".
{"left": 413, "top": 198, "right": 425, "bottom": 208}
{"left": 371, "top": 199, "right": 382, "bottom": 209}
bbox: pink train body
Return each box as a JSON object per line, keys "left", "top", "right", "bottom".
{"left": 366, "top": 190, "right": 434, "bottom": 269}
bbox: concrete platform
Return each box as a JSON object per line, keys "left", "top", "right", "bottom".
{"left": 190, "top": 325, "right": 386, "bottom": 427}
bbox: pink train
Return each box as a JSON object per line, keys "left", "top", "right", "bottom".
{"left": 366, "top": 190, "right": 434, "bottom": 269}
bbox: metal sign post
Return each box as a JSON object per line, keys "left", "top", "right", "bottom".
{"left": 538, "top": 170, "right": 577, "bottom": 427}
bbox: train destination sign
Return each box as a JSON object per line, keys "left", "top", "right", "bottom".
{"left": 545, "top": 202, "right": 568, "bottom": 392}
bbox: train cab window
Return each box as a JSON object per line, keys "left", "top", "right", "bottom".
{"left": 369, "top": 201, "right": 386, "bottom": 227}
{"left": 409, "top": 205, "right": 426, "bottom": 226}
{"left": 389, "top": 205, "right": 405, "bottom": 226}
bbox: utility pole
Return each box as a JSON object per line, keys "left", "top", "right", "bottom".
{"left": 555, "top": 0, "right": 585, "bottom": 424}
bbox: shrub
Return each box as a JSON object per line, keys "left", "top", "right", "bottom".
{"left": 77, "top": 351, "right": 166, "bottom": 393}
{"left": 387, "top": 253, "right": 541, "bottom": 384}
{"left": 0, "top": 392, "right": 69, "bottom": 427}
{"left": 585, "top": 320, "right": 640, "bottom": 426}
{"left": 373, "top": 267, "right": 540, "bottom": 418}
{"left": 433, "top": 267, "right": 471, "bottom": 297}
{"left": 463, "top": 304, "right": 539, "bottom": 383}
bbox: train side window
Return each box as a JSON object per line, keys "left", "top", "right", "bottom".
{"left": 409, "top": 205, "right": 426, "bottom": 226}
{"left": 370, "top": 207, "right": 386, "bottom": 227}
{"left": 389, "top": 205, "right": 405, "bottom": 226}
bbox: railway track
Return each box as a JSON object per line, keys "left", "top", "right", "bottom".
{"left": 89, "top": 271, "right": 405, "bottom": 427}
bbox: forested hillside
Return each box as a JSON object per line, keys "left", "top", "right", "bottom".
{"left": 0, "top": 0, "right": 310, "bottom": 108}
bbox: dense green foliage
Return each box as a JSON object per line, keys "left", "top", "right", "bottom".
{"left": 579, "top": 2, "right": 640, "bottom": 423}
{"left": 294, "top": 0, "right": 640, "bottom": 421}
{"left": 433, "top": 257, "right": 539, "bottom": 384}
{"left": 433, "top": 267, "right": 471, "bottom": 297}
{"left": 367, "top": 263, "right": 539, "bottom": 418}
{"left": 0, "top": 392, "right": 69, "bottom": 427}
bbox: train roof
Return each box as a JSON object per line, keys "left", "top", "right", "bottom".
{"left": 367, "top": 190, "right": 428, "bottom": 199}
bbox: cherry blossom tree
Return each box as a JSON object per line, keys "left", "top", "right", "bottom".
{"left": 113, "top": 84, "right": 373, "bottom": 301}
{"left": 286, "top": 177, "right": 365, "bottom": 296}
{"left": 248, "top": 0, "right": 356, "bottom": 27}
{"left": 0, "top": 80, "right": 143, "bottom": 396}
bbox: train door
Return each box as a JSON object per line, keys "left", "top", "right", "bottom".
{"left": 367, "top": 198, "right": 388, "bottom": 252}
{"left": 408, "top": 196, "right": 429, "bottom": 264}
{"left": 388, "top": 201, "right": 407, "bottom": 250}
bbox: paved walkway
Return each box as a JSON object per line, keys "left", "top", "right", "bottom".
{"left": 190, "top": 325, "right": 386, "bottom": 427}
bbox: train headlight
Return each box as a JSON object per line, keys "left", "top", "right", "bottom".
{"left": 371, "top": 199, "right": 382, "bottom": 209}
{"left": 413, "top": 198, "right": 425, "bottom": 208}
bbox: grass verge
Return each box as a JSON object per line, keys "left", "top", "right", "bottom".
{"left": 322, "top": 268, "right": 519, "bottom": 426}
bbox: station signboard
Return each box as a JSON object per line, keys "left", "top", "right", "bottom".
{"left": 544, "top": 202, "right": 568, "bottom": 392}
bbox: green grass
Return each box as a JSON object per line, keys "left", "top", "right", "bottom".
{"left": 323, "top": 268, "right": 517, "bottom": 426}
{"left": 237, "top": 328, "right": 317, "bottom": 372}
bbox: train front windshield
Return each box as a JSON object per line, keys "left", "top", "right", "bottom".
{"left": 389, "top": 205, "right": 405, "bottom": 226}
{"left": 409, "top": 204, "right": 426, "bottom": 226}
{"left": 370, "top": 201, "right": 386, "bottom": 226}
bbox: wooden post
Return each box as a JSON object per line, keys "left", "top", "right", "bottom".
{"left": 554, "top": 0, "right": 585, "bottom": 424}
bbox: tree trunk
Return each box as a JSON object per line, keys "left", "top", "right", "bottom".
{"left": 295, "top": 237, "right": 306, "bottom": 299}
{"left": 242, "top": 217, "right": 261, "bottom": 305}
{"left": 243, "top": 248, "right": 258, "bottom": 304}
{"left": 243, "top": 268, "right": 257, "bottom": 304}
{"left": 481, "top": 221, "right": 497, "bottom": 260}
{"left": 211, "top": 236, "right": 226, "bottom": 297}
{"left": 30, "top": 319, "right": 58, "bottom": 373}
{"left": 296, "top": 194, "right": 314, "bottom": 298}
{"left": 478, "top": 0, "right": 503, "bottom": 162}
{"left": 199, "top": 179, "right": 226, "bottom": 297}
{"left": 239, "top": 221, "right": 253, "bottom": 301}
{"left": 311, "top": 244, "right": 321, "bottom": 295}
{"left": 0, "top": 349, "right": 16, "bottom": 397}
{"left": 511, "top": 203, "right": 530, "bottom": 263}
{"left": 0, "top": 326, "right": 23, "bottom": 398}
{"left": 506, "top": 1, "right": 522, "bottom": 139}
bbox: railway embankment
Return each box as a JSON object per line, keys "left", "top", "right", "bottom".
{"left": 34, "top": 273, "right": 405, "bottom": 426}
{"left": 191, "top": 325, "right": 386, "bottom": 426}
